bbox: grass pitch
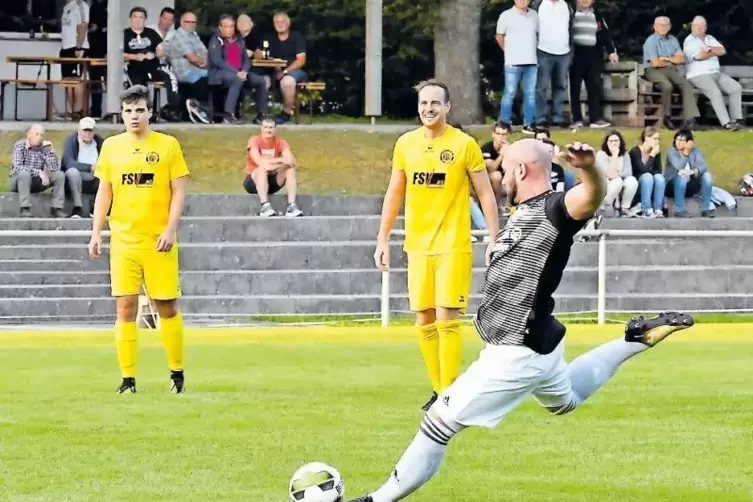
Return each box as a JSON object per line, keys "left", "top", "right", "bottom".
{"left": 1, "top": 324, "right": 752, "bottom": 501}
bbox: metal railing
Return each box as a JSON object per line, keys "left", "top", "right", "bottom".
{"left": 1, "top": 228, "right": 752, "bottom": 327}
{"left": 381, "top": 229, "right": 753, "bottom": 327}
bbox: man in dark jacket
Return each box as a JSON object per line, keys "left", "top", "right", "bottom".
{"left": 207, "top": 14, "right": 268, "bottom": 124}
{"left": 569, "top": 0, "right": 619, "bottom": 128}
{"left": 61, "top": 117, "right": 102, "bottom": 218}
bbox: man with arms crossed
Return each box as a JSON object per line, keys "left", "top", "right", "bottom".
{"left": 89, "top": 85, "right": 189, "bottom": 395}
{"left": 350, "top": 138, "right": 694, "bottom": 502}
{"left": 374, "top": 79, "right": 500, "bottom": 412}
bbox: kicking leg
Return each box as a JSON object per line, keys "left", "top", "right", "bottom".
{"left": 535, "top": 312, "right": 695, "bottom": 414}
{"left": 349, "top": 344, "right": 538, "bottom": 502}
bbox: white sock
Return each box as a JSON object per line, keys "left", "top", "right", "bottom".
{"left": 567, "top": 338, "right": 649, "bottom": 404}
{"left": 370, "top": 414, "right": 457, "bottom": 502}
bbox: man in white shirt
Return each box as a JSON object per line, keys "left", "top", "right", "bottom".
{"left": 59, "top": 0, "right": 90, "bottom": 119}
{"left": 533, "top": 0, "right": 572, "bottom": 127}
{"left": 683, "top": 16, "right": 742, "bottom": 131}
{"left": 495, "top": 0, "right": 539, "bottom": 135}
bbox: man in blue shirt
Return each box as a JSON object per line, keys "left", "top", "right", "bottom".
{"left": 642, "top": 16, "right": 699, "bottom": 130}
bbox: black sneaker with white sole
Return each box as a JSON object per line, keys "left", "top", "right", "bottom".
{"left": 186, "top": 99, "right": 211, "bottom": 124}
{"left": 624, "top": 312, "right": 695, "bottom": 347}
{"left": 117, "top": 377, "right": 137, "bottom": 394}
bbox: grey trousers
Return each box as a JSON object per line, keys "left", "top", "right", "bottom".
{"left": 689, "top": 72, "right": 743, "bottom": 126}
{"left": 643, "top": 66, "right": 700, "bottom": 120}
{"left": 217, "top": 70, "right": 269, "bottom": 116}
{"left": 10, "top": 170, "right": 65, "bottom": 209}
{"left": 64, "top": 167, "right": 99, "bottom": 208}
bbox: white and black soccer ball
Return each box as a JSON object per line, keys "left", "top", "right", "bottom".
{"left": 289, "top": 462, "right": 345, "bottom": 502}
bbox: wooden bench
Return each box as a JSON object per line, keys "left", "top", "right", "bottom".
{"left": 295, "top": 82, "right": 326, "bottom": 124}
{"left": 637, "top": 65, "right": 753, "bottom": 127}
{"left": 0, "top": 78, "right": 83, "bottom": 121}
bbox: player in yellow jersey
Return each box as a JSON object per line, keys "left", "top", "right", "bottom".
{"left": 375, "top": 80, "right": 500, "bottom": 410}
{"left": 88, "top": 85, "right": 189, "bottom": 395}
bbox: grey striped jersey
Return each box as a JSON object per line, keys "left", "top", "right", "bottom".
{"left": 474, "top": 191, "right": 587, "bottom": 354}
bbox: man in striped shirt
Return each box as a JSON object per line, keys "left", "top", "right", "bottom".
{"left": 569, "top": 0, "right": 619, "bottom": 128}
{"left": 348, "top": 139, "right": 695, "bottom": 502}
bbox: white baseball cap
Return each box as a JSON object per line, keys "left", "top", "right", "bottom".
{"left": 79, "top": 117, "right": 96, "bottom": 130}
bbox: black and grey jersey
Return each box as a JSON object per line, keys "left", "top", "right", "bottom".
{"left": 474, "top": 190, "right": 587, "bottom": 354}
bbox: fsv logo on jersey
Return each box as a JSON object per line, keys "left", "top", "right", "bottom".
{"left": 121, "top": 173, "right": 155, "bottom": 186}
{"left": 412, "top": 172, "right": 446, "bottom": 187}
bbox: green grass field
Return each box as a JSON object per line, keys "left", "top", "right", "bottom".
{"left": 1, "top": 128, "right": 750, "bottom": 194}
{"left": 2, "top": 324, "right": 752, "bottom": 501}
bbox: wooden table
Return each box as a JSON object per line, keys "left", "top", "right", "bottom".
{"left": 251, "top": 58, "right": 287, "bottom": 69}
{"left": 5, "top": 56, "right": 107, "bottom": 120}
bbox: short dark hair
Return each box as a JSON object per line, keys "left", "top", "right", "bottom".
{"left": 129, "top": 7, "right": 147, "bottom": 18}
{"left": 540, "top": 138, "right": 555, "bottom": 147}
{"left": 493, "top": 121, "right": 510, "bottom": 133}
{"left": 534, "top": 127, "right": 551, "bottom": 139}
{"left": 600, "top": 129, "right": 627, "bottom": 157}
{"left": 218, "top": 13, "right": 235, "bottom": 25}
{"left": 159, "top": 7, "right": 176, "bottom": 17}
{"left": 639, "top": 126, "right": 659, "bottom": 143}
{"left": 120, "top": 85, "right": 152, "bottom": 109}
{"left": 414, "top": 79, "right": 450, "bottom": 103}
{"left": 673, "top": 128, "right": 694, "bottom": 143}
{"left": 273, "top": 11, "right": 290, "bottom": 19}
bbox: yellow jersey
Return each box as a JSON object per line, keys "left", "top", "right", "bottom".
{"left": 94, "top": 131, "right": 189, "bottom": 249}
{"left": 393, "top": 125, "right": 485, "bottom": 254}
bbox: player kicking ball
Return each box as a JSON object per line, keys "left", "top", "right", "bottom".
{"left": 88, "top": 85, "right": 190, "bottom": 395}
{"left": 375, "top": 80, "right": 499, "bottom": 411}
{"left": 349, "top": 138, "right": 694, "bottom": 502}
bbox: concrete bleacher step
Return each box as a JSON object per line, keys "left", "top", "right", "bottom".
{"left": 1, "top": 192, "right": 751, "bottom": 218}
{"left": 0, "top": 238, "right": 751, "bottom": 271}
{"left": 0, "top": 216, "right": 752, "bottom": 246}
{"left": 1, "top": 292, "right": 752, "bottom": 322}
{"left": 1, "top": 265, "right": 752, "bottom": 298}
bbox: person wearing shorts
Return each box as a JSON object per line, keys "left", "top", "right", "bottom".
{"left": 243, "top": 118, "right": 303, "bottom": 217}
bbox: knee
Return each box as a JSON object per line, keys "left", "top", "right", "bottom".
{"left": 623, "top": 176, "right": 638, "bottom": 190}
{"left": 17, "top": 170, "right": 32, "bottom": 181}
{"left": 116, "top": 297, "right": 139, "bottom": 322}
{"left": 154, "top": 299, "right": 179, "bottom": 318}
{"left": 52, "top": 170, "right": 65, "bottom": 184}
{"left": 639, "top": 172, "right": 653, "bottom": 184}
{"left": 701, "top": 171, "right": 713, "bottom": 185}
{"left": 280, "top": 75, "right": 296, "bottom": 90}
{"left": 656, "top": 82, "right": 673, "bottom": 93}
{"left": 65, "top": 168, "right": 81, "bottom": 181}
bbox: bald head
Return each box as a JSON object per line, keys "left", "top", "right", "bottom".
{"left": 501, "top": 139, "right": 553, "bottom": 205}
{"left": 237, "top": 14, "right": 253, "bottom": 35}
{"left": 27, "top": 124, "right": 45, "bottom": 147}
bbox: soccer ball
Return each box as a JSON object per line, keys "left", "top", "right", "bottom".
{"left": 289, "top": 462, "right": 345, "bottom": 502}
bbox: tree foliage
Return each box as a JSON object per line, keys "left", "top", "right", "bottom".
{"left": 177, "top": 0, "right": 752, "bottom": 119}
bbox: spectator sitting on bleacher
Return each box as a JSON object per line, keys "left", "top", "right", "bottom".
{"left": 123, "top": 7, "right": 181, "bottom": 122}
{"left": 628, "top": 126, "right": 665, "bottom": 218}
{"left": 539, "top": 138, "right": 566, "bottom": 192}
{"left": 9, "top": 124, "right": 65, "bottom": 218}
{"left": 665, "top": 128, "right": 714, "bottom": 218}
{"left": 61, "top": 117, "right": 102, "bottom": 219}
{"left": 265, "top": 11, "right": 308, "bottom": 125}
{"left": 243, "top": 118, "right": 303, "bottom": 217}
{"left": 208, "top": 14, "right": 269, "bottom": 125}
{"left": 169, "top": 11, "right": 211, "bottom": 124}
{"left": 683, "top": 16, "right": 742, "bottom": 131}
{"left": 642, "top": 16, "right": 700, "bottom": 130}
{"left": 480, "top": 121, "right": 508, "bottom": 202}
{"left": 595, "top": 130, "right": 637, "bottom": 217}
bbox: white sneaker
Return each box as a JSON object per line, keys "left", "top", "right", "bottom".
{"left": 471, "top": 234, "right": 478, "bottom": 243}
{"left": 285, "top": 203, "right": 303, "bottom": 217}
{"left": 259, "top": 202, "right": 277, "bottom": 217}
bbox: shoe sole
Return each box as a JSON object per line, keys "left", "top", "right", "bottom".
{"left": 627, "top": 312, "right": 695, "bottom": 346}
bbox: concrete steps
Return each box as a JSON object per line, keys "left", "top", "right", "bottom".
{"left": 1, "top": 192, "right": 750, "bottom": 217}
{"left": 1, "top": 266, "right": 752, "bottom": 298}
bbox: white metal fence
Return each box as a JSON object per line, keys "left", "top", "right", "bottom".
{"left": 1, "top": 228, "right": 752, "bottom": 327}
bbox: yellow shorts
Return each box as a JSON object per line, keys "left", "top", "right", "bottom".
{"left": 110, "top": 244, "right": 181, "bottom": 299}
{"left": 407, "top": 252, "right": 472, "bottom": 312}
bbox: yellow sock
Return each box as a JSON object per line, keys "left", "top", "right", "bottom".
{"left": 417, "top": 323, "right": 441, "bottom": 393}
{"left": 160, "top": 312, "right": 184, "bottom": 371}
{"left": 436, "top": 319, "right": 462, "bottom": 391}
{"left": 115, "top": 320, "right": 138, "bottom": 378}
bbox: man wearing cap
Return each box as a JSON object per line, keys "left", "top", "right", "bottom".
{"left": 61, "top": 117, "right": 104, "bottom": 218}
